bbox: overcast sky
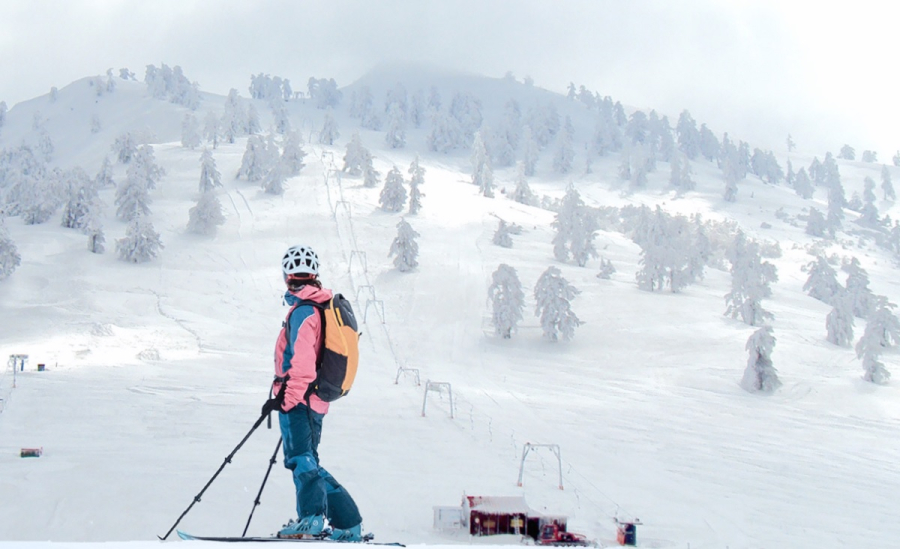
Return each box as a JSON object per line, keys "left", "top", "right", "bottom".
{"left": 1, "top": 0, "right": 896, "bottom": 158}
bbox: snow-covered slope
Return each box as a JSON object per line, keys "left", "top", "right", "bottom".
{"left": 1, "top": 66, "right": 899, "bottom": 549}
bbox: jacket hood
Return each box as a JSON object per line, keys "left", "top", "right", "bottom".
{"left": 284, "top": 284, "right": 333, "bottom": 306}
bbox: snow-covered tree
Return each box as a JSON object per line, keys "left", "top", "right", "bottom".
{"left": 857, "top": 176, "right": 880, "bottom": 228}
{"left": 384, "top": 103, "right": 406, "bottom": 149}
{"left": 839, "top": 144, "right": 856, "bottom": 160}
{"left": 389, "top": 218, "right": 419, "bottom": 272}
{"left": 805, "top": 207, "right": 828, "bottom": 238}
{"left": 449, "top": 92, "right": 483, "bottom": 142}
{"left": 882, "top": 165, "right": 896, "bottom": 201}
{"left": 271, "top": 100, "right": 290, "bottom": 134}
{"left": 319, "top": 111, "right": 339, "bottom": 145}
{"left": 408, "top": 156, "right": 424, "bottom": 215}
{"left": 552, "top": 116, "right": 575, "bottom": 174}
{"left": 203, "top": 111, "right": 219, "bottom": 149}
{"left": 862, "top": 150, "right": 878, "bottom": 163}
{"left": 634, "top": 207, "right": 707, "bottom": 292}
{"left": 262, "top": 161, "right": 287, "bottom": 195}
{"left": 552, "top": 185, "right": 598, "bottom": 267}
{"left": 112, "top": 132, "right": 139, "bottom": 164}
{"left": 237, "top": 135, "right": 271, "bottom": 182}
{"left": 493, "top": 219, "right": 513, "bottom": 248}
{"left": 786, "top": 134, "right": 795, "bottom": 152}
{"left": 675, "top": 110, "right": 701, "bottom": 159}
{"left": 362, "top": 151, "right": 380, "bottom": 189}
{"left": 725, "top": 231, "right": 778, "bottom": 326}
{"left": 471, "top": 132, "right": 494, "bottom": 198}
{"left": 511, "top": 162, "right": 537, "bottom": 206}
{"left": 491, "top": 100, "right": 522, "bottom": 167}
{"left": 741, "top": 326, "right": 781, "bottom": 393}
{"left": 342, "top": 133, "right": 368, "bottom": 176}
{"left": 115, "top": 146, "right": 163, "bottom": 221}
{"left": 669, "top": 150, "right": 695, "bottom": 191}
{"left": 698, "top": 124, "right": 719, "bottom": 163}
{"left": 488, "top": 263, "right": 525, "bottom": 339}
{"left": 826, "top": 293, "right": 855, "bottom": 347}
{"left": 856, "top": 299, "right": 900, "bottom": 384}
{"left": 0, "top": 219, "right": 21, "bottom": 280}
{"left": 95, "top": 156, "right": 115, "bottom": 188}
{"left": 426, "top": 110, "right": 464, "bottom": 153}
{"left": 521, "top": 125, "right": 540, "bottom": 176}
{"left": 85, "top": 216, "right": 105, "bottom": 254}
{"left": 0, "top": 101, "right": 7, "bottom": 134}
{"left": 280, "top": 131, "right": 306, "bottom": 177}
{"left": 91, "top": 114, "right": 102, "bottom": 134}
{"left": 60, "top": 168, "right": 99, "bottom": 230}
{"left": 379, "top": 167, "right": 407, "bottom": 212}
{"left": 307, "top": 77, "right": 342, "bottom": 109}
{"left": 596, "top": 257, "right": 616, "bottom": 280}
{"left": 181, "top": 113, "right": 201, "bottom": 149}
{"left": 793, "top": 167, "right": 814, "bottom": 199}
{"left": 533, "top": 266, "right": 581, "bottom": 342}
{"left": 187, "top": 189, "right": 225, "bottom": 235}
{"left": 803, "top": 256, "right": 842, "bottom": 305}
{"left": 843, "top": 257, "right": 876, "bottom": 319}
{"left": 116, "top": 213, "right": 163, "bottom": 263}
{"left": 198, "top": 148, "right": 222, "bottom": 193}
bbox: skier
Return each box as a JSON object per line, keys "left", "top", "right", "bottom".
{"left": 267, "top": 245, "right": 364, "bottom": 540}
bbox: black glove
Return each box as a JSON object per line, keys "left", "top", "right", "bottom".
{"left": 261, "top": 396, "right": 283, "bottom": 416}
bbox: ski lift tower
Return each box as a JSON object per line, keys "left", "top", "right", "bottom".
{"left": 8, "top": 354, "right": 28, "bottom": 388}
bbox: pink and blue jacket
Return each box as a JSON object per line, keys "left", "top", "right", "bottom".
{"left": 273, "top": 285, "right": 333, "bottom": 415}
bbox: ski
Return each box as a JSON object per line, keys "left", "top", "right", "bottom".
{"left": 177, "top": 530, "right": 405, "bottom": 546}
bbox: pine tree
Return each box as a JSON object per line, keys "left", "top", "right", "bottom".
{"left": 181, "top": 113, "right": 201, "bottom": 149}
{"left": 203, "top": 111, "right": 219, "bottom": 149}
{"left": 805, "top": 207, "right": 828, "bottom": 238}
{"left": 596, "top": 257, "right": 616, "bottom": 280}
{"left": 843, "top": 257, "right": 876, "bottom": 319}
{"left": 675, "top": 110, "right": 701, "bottom": 159}
{"left": 725, "top": 231, "right": 778, "bottom": 326}
{"left": 187, "top": 189, "right": 225, "bottom": 235}
{"left": 793, "top": 167, "right": 814, "bottom": 199}
{"left": 85, "top": 216, "right": 105, "bottom": 254}
{"left": 115, "top": 152, "right": 155, "bottom": 221}
{"left": 511, "top": 162, "right": 537, "bottom": 206}
{"left": 857, "top": 176, "right": 880, "bottom": 228}
{"left": 488, "top": 264, "right": 525, "bottom": 339}
{"left": 471, "top": 132, "right": 494, "bottom": 197}
{"left": 634, "top": 207, "right": 705, "bottom": 292}
{"left": 384, "top": 103, "right": 406, "bottom": 149}
{"left": 856, "top": 299, "right": 900, "bottom": 384}
{"left": 112, "top": 132, "right": 139, "bottom": 164}
{"left": 533, "top": 266, "right": 581, "bottom": 342}
{"left": 379, "top": 167, "right": 407, "bottom": 212}
{"left": 319, "top": 111, "right": 340, "bottom": 145}
{"left": 61, "top": 168, "right": 100, "bottom": 231}
{"left": 198, "top": 148, "right": 222, "bottom": 193}
{"left": 342, "top": 133, "right": 368, "bottom": 176}
{"left": 426, "top": 110, "right": 464, "bottom": 153}
{"left": 116, "top": 213, "right": 163, "bottom": 263}
{"left": 237, "top": 135, "right": 271, "bottom": 182}
{"left": 389, "top": 218, "right": 419, "bottom": 272}
{"left": 552, "top": 185, "right": 598, "bottom": 267}
{"left": 521, "top": 125, "right": 540, "bottom": 176}
{"left": 493, "top": 220, "right": 513, "bottom": 248}
{"left": 803, "top": 256, "right": 842, "bottom": 305}
{"left": 741, "top": 326, "right": 781, "bottom": 393}
{"left": 260, "top": 161, "right": 285, "bottom": 195}
{"left": 0, "top": 218, "right": 21, "bottom": 280}
{"left": 882, "top": 165, "right": 896, "bottom": 201}
{"left": 280, "top": 131, "right": 306, "bottom": 177}
{"left": 826, "top": 293, "right": 855, "bottom": 347}
{"left": 362, "top": 151, "right": 380, "bottom": 188}
{"left": 552, "top": 116, "right": 575, "bottom": 174}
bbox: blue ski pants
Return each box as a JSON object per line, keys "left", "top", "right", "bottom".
{"left": 279, "top": 404, "right": 362, "bottom": 529}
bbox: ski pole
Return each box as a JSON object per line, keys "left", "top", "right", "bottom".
{"left": 242, "top": 436, "right": 283, "bottom": 537}
{"left": 158, "top": 409, "right": 270, "bottom": 540}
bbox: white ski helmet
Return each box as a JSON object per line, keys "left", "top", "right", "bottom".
{"left": 282, "top": 245, "right": 319, "bottom": 277}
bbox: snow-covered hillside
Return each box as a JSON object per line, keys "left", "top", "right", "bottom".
{"left": 1, "top": 65, "right": 899, "bottom": 549}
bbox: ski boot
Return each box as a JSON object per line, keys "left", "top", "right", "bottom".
{"left": 329, "top": 524, "right": 363, "bottom": 542}
{"left": 278, "top": 515, "right": 328, "bottom": 539}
